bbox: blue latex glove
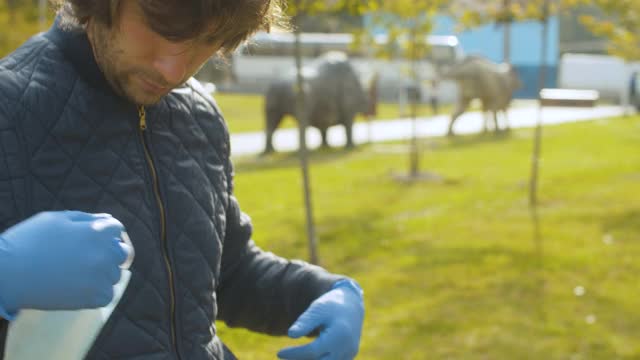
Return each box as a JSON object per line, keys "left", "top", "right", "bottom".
{"left": 278, "top": 279, "right": 364, "bottom": 360}
{"left": 0, "top": 211, "right": 129, "bottom": 320}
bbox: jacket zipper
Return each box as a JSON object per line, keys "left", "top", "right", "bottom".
{"left": 138, "top": 106, "right": 180, "bottom": 358}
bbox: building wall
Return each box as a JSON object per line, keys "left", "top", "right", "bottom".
{"left": 432, "top": 16, "right": 560, "bottom": 98}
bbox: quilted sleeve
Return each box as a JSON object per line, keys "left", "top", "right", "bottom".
{"left": 0, "top": 101, "right": 24, "bottom": 233}
{"left": 0, "top": 319, "right": 6, "bottom": 360}
{"left": 216, "top": 170, "right": 345, "bottom": 336}
{"left": 0, "top": 99, "right": 25, "bottom": 358}
{"left": 0, "top": 318, "right": 6, "bottom": 359}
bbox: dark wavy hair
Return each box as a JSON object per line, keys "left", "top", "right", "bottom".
{"left": 51, "top": 0, "right": 288, "bottom": 54}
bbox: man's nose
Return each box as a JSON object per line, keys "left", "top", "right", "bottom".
{"left": 152, "top": 56, "right": 187, "bottom": 86}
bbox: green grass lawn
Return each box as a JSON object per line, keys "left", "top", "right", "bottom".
{"left": 217, "top": 115, "right": 640, "bottom": 359}
{"left": 214, "top": 92, "right": 450, "bottom": 134}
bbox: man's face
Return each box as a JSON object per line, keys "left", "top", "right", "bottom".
{"left": 87, "top": 0, "right": 222, "bottom": 105}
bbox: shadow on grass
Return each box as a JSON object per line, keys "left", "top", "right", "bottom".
{"left": 444, "top": 129, "right": 513, "bottom": 150}
{"left": 261, "top": 206, "right": 394, "bottom": 273}
{"left": 602, "top": 209, "right": 640, "bottom": 236}
{"left": 233, "top": 146, "right": 362, "bottom": 173}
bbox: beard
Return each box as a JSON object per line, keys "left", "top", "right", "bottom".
{"left": 87, "top": 21, "right": 172, "bottom": 106}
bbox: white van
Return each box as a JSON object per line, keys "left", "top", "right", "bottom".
{"left": 558, "top": 53, "right": 640, "bottom": 103}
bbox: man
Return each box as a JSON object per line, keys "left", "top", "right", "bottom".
{"left": 0, "top": 0, "right": 364, "bottom": 359}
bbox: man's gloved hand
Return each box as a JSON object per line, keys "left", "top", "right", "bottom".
{"left": 278, "top": 279, "right": 364, "bottom": 360}
{"left": 0, "top": 211, "right": 130, "bottom": 319}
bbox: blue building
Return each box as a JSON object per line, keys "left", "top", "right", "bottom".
{"left": 432, "top": 16, "right": 559, "bottom": 98}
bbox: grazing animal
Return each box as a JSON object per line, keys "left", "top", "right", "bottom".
{"left": 263, "top": 51, "right": 372, "bottom": 153}
{"left": 443, "top": 56, "right": 522, "bottom": 136}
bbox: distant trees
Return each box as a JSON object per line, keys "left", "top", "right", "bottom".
{"left": 364, "top": 0, "right": 446, "bottom": 180}
{"left": 448, "top": 0, "right": 518, "bottom": 63}
{"left": 580, "top": 0, "right": 640, "bottom": 61}
{"left": 0, "top": 0, "right": 53, "bottom": 57}
{"left": 449, "top": 0, "right": 581, "bottom": 64}
{"left": 452, "top": 0, "right": 640, "bottom": 62}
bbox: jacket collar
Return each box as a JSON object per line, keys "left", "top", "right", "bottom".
{"left": 44, "top": 17, "right": 115, "bottom": 96}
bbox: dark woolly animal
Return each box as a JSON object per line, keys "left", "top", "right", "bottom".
{"left": 263, "top": 51, "right": 371, "bottom": 153}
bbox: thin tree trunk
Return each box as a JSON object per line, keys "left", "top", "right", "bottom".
{"left": 293, "top": 7, "right": 319, "bottom": 265}
{"left": 529, "top": 3, "right": 550, "bottom": 325}
{"left": 38, "top": 0, "right": 47, "bottom": 31}
{"left": 7, "top": 0, "right": 17, "bottom": 26}
{"left": 409, "top": 26, "right": 420, "bottom": 177}
{"left": 530, "top": 204, "right": 546, "bottom": 321}
{"left": 529, "top": 1, "right": 549, "bottom": 208}
{"left": 503, "top": 0, "right": 511, "bottom": 64}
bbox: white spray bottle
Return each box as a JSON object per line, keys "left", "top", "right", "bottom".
{"left": 4, "top": 228, "right": 135, "bottom": 360}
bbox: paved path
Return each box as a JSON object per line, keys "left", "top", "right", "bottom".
{"left": 230, "top": 105, "right": 625, "bottom": 157}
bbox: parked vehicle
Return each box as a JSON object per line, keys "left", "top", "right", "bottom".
{"left": 631, "top": 71, "right": 640, "bottom": 111}
{"left": 558, "top": 53, "right": 640, "bottom": 104}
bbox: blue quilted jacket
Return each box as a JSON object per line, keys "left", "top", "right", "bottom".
{"left": 0, "top": 21, "right": 343, "bottom": 359}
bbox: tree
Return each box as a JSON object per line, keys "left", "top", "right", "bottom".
{"left": 512, "top": 0, "right": 579, "bottom": 208}
{"left": 579, "top": 0, "right": 640, "bottom": 61}
{"left": 365, "top": 0, "right": 446, "bottom": 181}
{"left": 283, "top": 0, "right": 366, "bottom": 264}
{"left": 450, "top": 0, "right": 580, "bottom": 207}
{"left": 1, "top": 0, "right": 54, "bottom": 57}
{"left": 528, "top": 0, "right": 551, "bottom": 209}
{"left": 449, "top": 0, "right": 517, "bottom": 63}
{"left": 450, "top": 0, "right": 580, "bottom": 63}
